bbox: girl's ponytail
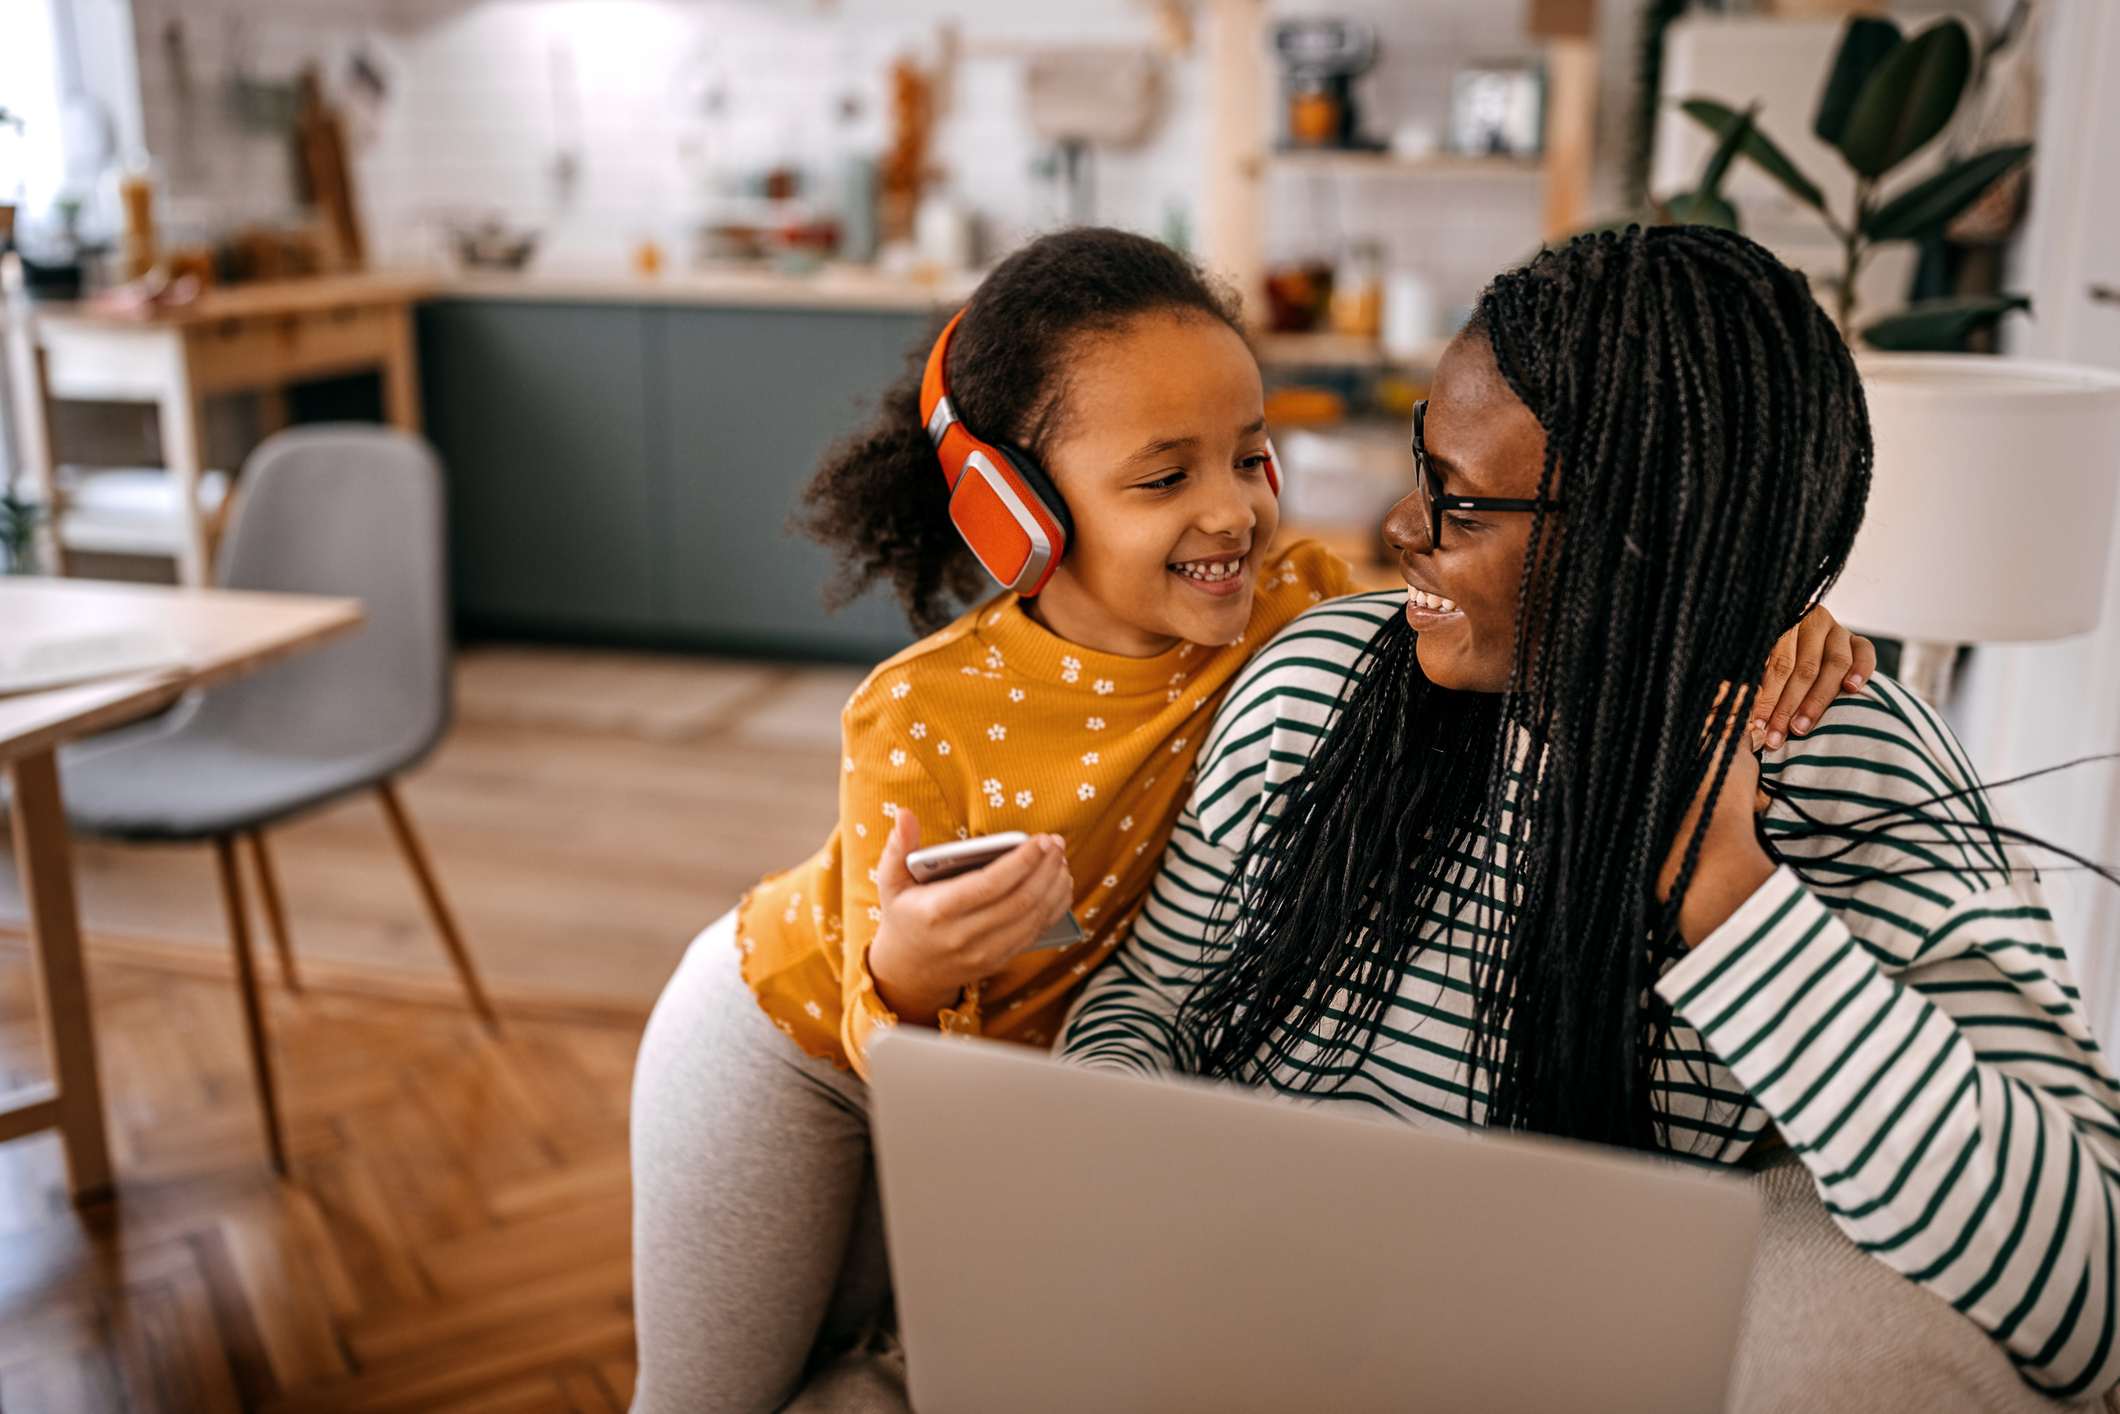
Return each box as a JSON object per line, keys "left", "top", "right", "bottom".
{"left": 797, "top": 227, "right": 1242, "bottom": 634}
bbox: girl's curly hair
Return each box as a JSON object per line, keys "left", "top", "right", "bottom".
{"left": 796, "top": 227, "right": 1243, "bottom": 633}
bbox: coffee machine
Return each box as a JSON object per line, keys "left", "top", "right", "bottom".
{"left": 1273, "top": 18, "right": 1378, "bottom": 150}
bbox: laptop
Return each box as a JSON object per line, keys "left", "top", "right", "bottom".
{"left": 868, "top": 1030, "right": 1762, "bottom": 1414}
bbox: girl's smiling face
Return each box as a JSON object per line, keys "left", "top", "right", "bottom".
{"left": 1026, "top": 311, "right": 1279, "bottom": 658}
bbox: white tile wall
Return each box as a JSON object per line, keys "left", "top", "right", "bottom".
{"left": 123, "top": 0, "right": 1654, "bottom": 301}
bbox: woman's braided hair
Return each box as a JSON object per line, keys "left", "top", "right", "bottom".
{"left": 797, "top": 227, "right": 1243, "bottom": 633}
{"left": 1180, "top": 226, "right": 1873, "bottom": 1150}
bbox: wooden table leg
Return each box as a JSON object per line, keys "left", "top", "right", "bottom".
{"left": 380, "top": 302, "right": 423, "bottom": 434}
{"left": 6, "top": 750, "right": 114, "bottom": 1202}
{"left": 161, "top": 331, "right": 213, "bottom": 587}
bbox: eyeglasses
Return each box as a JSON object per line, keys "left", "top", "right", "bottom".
{"left": 1409, "top": 399, "right": 1564, "bottom": 550}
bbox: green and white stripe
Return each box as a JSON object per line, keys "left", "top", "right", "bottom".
{"left": 1057, "top": 591, "right": 2120, "bottom": 1399}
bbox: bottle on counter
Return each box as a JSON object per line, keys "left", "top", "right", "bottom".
{"left": 1329, "top": 240, "right": 1383, "bottom": 340}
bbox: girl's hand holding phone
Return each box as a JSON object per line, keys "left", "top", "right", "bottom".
{"left": 868, "top": 808, "right": 1075, "bottom": 1026}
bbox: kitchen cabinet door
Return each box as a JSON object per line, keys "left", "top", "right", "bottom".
{"left": 422, "top": 301, "right": 658, "bottom": 632}
{"left": 654, "top": 306, "right": 927, "bottom": 661}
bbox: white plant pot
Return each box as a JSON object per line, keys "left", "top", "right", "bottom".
{"left": 1827, "top": 354, "right": 2120, "bottom": 647}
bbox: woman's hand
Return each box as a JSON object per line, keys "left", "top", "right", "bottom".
{"left": 867, "top": 809, "right": 1075, "bottom": 1026}
{"left": 1657, "top": 696, "right": 1777, "bottom": 948}
{"left": 1753, "top": 605, "right": 1876, "bottom": 749}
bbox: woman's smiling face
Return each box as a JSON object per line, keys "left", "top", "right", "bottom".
{"left": 1382, "top": 329, "right": 1550, "bottom": 693}
{"left": 1029, "top": 311, "right": 1279, "bottom": 657}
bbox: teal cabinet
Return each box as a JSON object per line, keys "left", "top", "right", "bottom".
{"left": 420, "top": 298, "right": 930, "bottom": 661}
{"left": 422, "top": 300, "right": 658, "bottom": 631}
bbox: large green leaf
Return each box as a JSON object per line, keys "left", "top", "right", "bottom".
{"left": 1838, "top": 19, "right": 1972, "bottom": 178}
{"left": 1813, "top": 17, "right": 1901, "bottom": 147}
{"left": 1665, "top": 189, "right": 1741, "bottom": 231}
{"left": 1682, "top": 98, "right": 1827, "bottom": 212}
{"left": 1860, "top": 293, "right": 2031, "bottom": 351}
{"left": 1864, "top": 143, "right": 2033, "bottom": 241}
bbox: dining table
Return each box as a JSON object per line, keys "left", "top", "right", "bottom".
{"left": 0, "top": 575, "right": 363, "bottom": 1202}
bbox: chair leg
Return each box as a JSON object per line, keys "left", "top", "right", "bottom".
{"left": 375, "top": 779, "right": 500, "bottom": 1034}
{"left": 212, "top": 836, "right": 287, "bottom": 1176}
{"left": 244, "top": 830, "right": 300, "bottom": 993}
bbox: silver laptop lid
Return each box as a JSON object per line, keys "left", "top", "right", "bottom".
{"left": 871, "top": 1031, "right": 1761, "bottom": 1414}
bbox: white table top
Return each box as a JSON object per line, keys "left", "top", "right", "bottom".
{"left": 0, "top": 577, "right": 365, "bottom": 764}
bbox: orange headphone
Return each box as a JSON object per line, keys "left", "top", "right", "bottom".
{"left": 919, "top": 309, "right": 1282, "bottom": 597}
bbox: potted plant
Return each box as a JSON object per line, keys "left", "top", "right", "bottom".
{"left": 1671, "top": 14, "right": 2032, "bottom": 351}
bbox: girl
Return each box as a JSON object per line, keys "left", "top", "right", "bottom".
{"left": 630, "top": 227, "right": 1868, "bottom": 1414}
{"left": 1060, "top": 226, "right": 2120, "bottom": 1404}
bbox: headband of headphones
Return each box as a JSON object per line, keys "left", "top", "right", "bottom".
{"left": 918, "top": 308, "right": 1282, "bottom": 599}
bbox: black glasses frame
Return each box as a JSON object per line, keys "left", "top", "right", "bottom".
{"left": 1410, "top": 399, "right": 1564, "bottom": 549}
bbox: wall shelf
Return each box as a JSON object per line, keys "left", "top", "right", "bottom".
{"left": 1269, "top": 150, "right": 1547, "bottom": 180}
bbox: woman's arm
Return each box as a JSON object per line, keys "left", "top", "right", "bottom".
{"left": 1662, "top": 679, "right": 2120, "bottom": 1399}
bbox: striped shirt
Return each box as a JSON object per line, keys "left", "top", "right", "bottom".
{"left": 1057, "top": 590, "right": 2120, "bottom": 1399}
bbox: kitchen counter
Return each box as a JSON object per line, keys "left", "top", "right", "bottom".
{"left": 433, "top": 263, "right": 979, "bottom": 313}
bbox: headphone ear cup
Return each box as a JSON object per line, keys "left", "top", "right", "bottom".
{"left": 995, "top": 445, "right": 1076, "bottom": 547}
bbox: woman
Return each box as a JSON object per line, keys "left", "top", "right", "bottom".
{"left": 1059, "top": 226, "right": 2120, "bottom": 1404}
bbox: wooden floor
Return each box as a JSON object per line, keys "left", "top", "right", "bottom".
{"left": 0, "top": 643, "right": 874, "bottom": 1412}
{"left": 0, "top": 940, "right": 646, "bottom": 1413}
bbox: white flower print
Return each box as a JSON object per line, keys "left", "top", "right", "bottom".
{"left": 986, "top": 647, "right": 1005, "bottom": 670}
{"left": 1086, "top": 717, "right": 1105, "bottom": 731}
{"left": 1171, "top": 737, "right": 1187, "bottom": 754}
{"left": 1084, "top": 906, "right": 1100, "bottom": 920}
{"left": 1093, "top": 679, "right": 1115, "bottom": 696}
{"left": 983, "top": 777, "right": 1005, "bottom": 808}
{"left": 783, "top": 907, "right": 798, "bottom": 923}
{"left": 843, "top": 756, "right": 855, "bottom": 773}
{"left": 910, "top": 722, "right": 928, "bottom": 739}
{"left": 1072, "top": 961, "right": 1090, "bottom": 975}
{"left": 956, "top": 828, "right": 969, "bottom": 839}
{"left": 1060, "top": 654, "right": 1082, "bottom": 683}
{"left": 1169, "top": 671, "right": 1186, "bottom": 685}
{"left": 937, "top": 741, "right": 951, "bottom": 755}
{"left": 890, "top": 681, "right": 911, "bottom": 699}
{"left": 987, "top": 724, "right": 1007, "bottom": 742}
{"left": 742, "top": 935, "right": 757, "bottom": 954}
{"left": 866, "top": 867, "right": 879, "bottom": 884}
{"left": 882, "top": 802, "right": 898, "bottom": 818}
{"left": 1077, "top": 783, "right": 1096, "bottom": 801}
{"left": 804, "top": 1000, "right": 824, "bottom": 1018}
{"left": 867, "top": 906, "right": 883, "bottom": 922}
{"left": 890, "top": 749, "right": 907, "bottom": 767}
{"left": 855, "top": 822, "right": 868, "bottom": 838}
{"left": 1167, "top": 689, "right": 1182, "bottom": 703}
{"left": 1102, "top": 875, "right": 1119, "bottom": 888}
{"left": 961, "top": 666, "right": 980, "bottom": 677}
{"left": 1119, "top": 815, "right": 1133, "bottom": 831}
{"left": 1008, "top": 688, "right": 1025, "bottom": 703}
{"left": 1081, "top": 752, "right": 1099, "bottom": 765}
{"left": 1015, "top": 790, "right": 1034, "bottom": 807}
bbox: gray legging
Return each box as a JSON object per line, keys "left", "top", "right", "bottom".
{"left": 630, "top": 912, "right": 891, "bottom": 1414}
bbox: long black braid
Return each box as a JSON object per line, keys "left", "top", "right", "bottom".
{"left": 1179, "top": 226, "right": 1872, "bottom": 1151}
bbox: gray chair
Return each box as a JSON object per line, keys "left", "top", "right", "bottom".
{"left": 60, "top": 425, "right": 498, "bottom": 1174}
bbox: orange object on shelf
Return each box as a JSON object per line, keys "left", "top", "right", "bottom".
{"left": 1263, "top": 385, "right": 1347, "bottom": 425}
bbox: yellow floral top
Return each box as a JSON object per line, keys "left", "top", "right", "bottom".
{"left": 737, "top": 540, "right": 1353, "bottom": 1075}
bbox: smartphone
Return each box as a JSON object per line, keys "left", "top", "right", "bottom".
{"left": 903, "top": 831, "right": 1085, "bottom": 950}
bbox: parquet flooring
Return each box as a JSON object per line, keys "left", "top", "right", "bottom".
{"left": 0, "top": 941, "right": 646, "bottom": 1413}
{"left": 0, "top": 643, "right": 874, "bottom": 1410}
